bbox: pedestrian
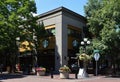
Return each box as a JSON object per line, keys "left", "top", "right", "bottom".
{"left": 16, "top": 63, "right": 20, "bottom": 72}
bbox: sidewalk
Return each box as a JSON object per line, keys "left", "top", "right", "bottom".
{"left": 0, "top": 72, "right": 120, "bottom": 82}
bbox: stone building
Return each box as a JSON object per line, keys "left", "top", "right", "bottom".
{"left": 36, "top": 7, "right": 86, "bottom": 72}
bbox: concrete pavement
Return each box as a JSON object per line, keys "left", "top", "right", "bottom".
{"left": 0, "top": 73, "right": 120, "bottom": 82}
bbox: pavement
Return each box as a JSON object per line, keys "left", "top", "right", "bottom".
{"left": 0, "top": 72, "right": 120, "bottom": 82}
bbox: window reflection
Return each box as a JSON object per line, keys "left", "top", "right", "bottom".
{"left": 46, "top": 28, "right": 55, "bottom": 36}
{"left": 68, "top": 28, "right": 81, "bottom": 38}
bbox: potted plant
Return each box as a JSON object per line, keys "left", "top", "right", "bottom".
{"left": 77, "top": 53, "right": 91, "bottom": 78}
{"left": 59, "top": 65, "right": 71, "bottom": 79}
{"left": 36, "top": 67, "right": 46, "bottom": 76}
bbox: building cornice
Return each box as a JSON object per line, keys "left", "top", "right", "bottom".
{"left": 37, "top": 6, "right": 86, "bottom": 22}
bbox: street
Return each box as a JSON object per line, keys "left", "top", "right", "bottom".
{"left": 0, "top": 73, "right": 120, "bottom": 82}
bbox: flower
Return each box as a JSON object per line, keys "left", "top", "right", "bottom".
{"left": 79, "top": 53, "right": 91, "bottom": 62}
{"left": 59, "top": 65, "right": 71, "bottom": 73}
{"left": 36, "top": 67, "right": 46, "bottom": 72}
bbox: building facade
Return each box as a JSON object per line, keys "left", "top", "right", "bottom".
{"left": 36, "top": 7, "right": 86, "bottom": 72}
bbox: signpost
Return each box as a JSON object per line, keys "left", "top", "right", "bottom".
{"left": 94, "top": 53, "right": 100, "bottom": 61}
{"left": 94, "top": 52, "right": 100, "bottom": 76}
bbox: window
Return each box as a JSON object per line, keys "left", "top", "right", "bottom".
{"left": 46, "top": 28, "right": 55, "bottom": 36}
{"left": 67, "top": 28, "right": 81, "bottom": 38}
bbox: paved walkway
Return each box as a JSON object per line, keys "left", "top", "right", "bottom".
{"left": 0, "top": 73, "right": 120, "bottom": 82}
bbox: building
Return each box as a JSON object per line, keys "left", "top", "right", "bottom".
{"left": 36, "top": 7, "right": 87, "bottom": 72}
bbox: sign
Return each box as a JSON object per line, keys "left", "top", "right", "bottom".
{"left": 94, "top": 50, "right": 99, "bottom": 53}
{"left": 42, "top": 39, "right": 49, "bottom": 48}
{"left": 94, "top": 53, "right": 100, "bottom": 61}
{"left": 72, "top": 40, "right": 78, "bottom": 47}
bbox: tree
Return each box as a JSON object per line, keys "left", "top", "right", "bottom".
{"left": 84, "top": 0, "right": 120, "bottom": 74}
{"left": 84, "top": 0, "right": 103, "bottom": 37}
{"left": 32, "top": 21, "right": 47, "bottom": 54}
{"left": 0, "top": 0, "right": 36, "bottom": 72}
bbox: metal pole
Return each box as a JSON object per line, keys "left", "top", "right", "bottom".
{"left": 84, "top": 45, "right": 86, "bottom": 53}
{"left": 75, "top": 70, "right": 78, "bottom": 79}
{"left": 96, "top": 61, "right": 98, "bottom": 76}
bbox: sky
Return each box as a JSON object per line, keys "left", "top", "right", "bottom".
{"left": 35, "top": 0, "right": 88, "bottom": 16}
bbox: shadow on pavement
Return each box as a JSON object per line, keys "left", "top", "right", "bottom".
{"left": 105, "top": 75, "right": 120, "bottom": 78}
{"left": 0, "top": 73, "right": 26, "bottom": 80}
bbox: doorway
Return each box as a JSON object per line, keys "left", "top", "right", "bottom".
{"left": 37, "top": 50, "right": 55, "bottom": 71}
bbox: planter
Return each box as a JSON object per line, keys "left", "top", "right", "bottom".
{"left": 77, "top": 68, "right": 88, "bottom": 78}
{"left": 35, "top": 67, "right": 46, "bottom": 76}
{"left": 7, "top": 66, "right": 11, "bottom": 73}
{"left": 36, "top": 71, "right": 45, "bottom": 76}
{"left": 60, "top": 72, "right": 69, "bottom": 79}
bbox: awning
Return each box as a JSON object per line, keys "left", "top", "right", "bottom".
{"left": 19, "top": 41, "right": 34, "bottom": 52}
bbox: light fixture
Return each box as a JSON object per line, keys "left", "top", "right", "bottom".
{"left": 83, "top": 38, "right": 88, "bottom": 42}
{"left": 81, "top": 41, "right": 84, "bottom": 45}
{"left": 87, "top": 41, "right": 90, "bottom": 44}
{"left": 80, "top": 38, "right": 90, "bottom": 53}
{"left": 16, "top": 37, "right": 20, "bottom": 41}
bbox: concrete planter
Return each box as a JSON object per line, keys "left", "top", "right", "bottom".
{"left": 77, "top": 68, "right": 88, "bottom": 78}
{"left": 7, "top": 66, "right": 11, "bottom": 73}
{"left": 60, "top": 72, "right": 69, "bottom": 79}
{"left": 37, "top": 71, "right": 45, "bottom": 76}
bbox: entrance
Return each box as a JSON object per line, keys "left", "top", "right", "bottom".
{"left": 37, "top": 50, "right": 55, "bottom": 71}
{"left": 19, "top": 55, "right": 33, "bottom": 73}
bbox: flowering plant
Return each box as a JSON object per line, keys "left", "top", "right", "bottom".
{"left": 79, "top": 53, "right": 91, "bottom": 62}
{"left": 36, "top": 67, "right": 46, "bottom": 72}
{"left": 59, "top": 65, "right": 71, "bottom": 73}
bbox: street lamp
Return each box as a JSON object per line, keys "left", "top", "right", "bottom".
{"left": 33, "top": 35, "right": 37, "bottom": 55}
{"left": 15, "top": 37, "right": 20, "bottom": 68}
{"left": 77, "top": 38, "right": 90, "bottom": 78}
{"left": 80, "top": 38, "right": 90, "bottom": 53}
{"left": 16, "top": 37, "right": 20, "bottom": 56}
{"left": 33, "top": 35, "right": 38, "bottom": 67}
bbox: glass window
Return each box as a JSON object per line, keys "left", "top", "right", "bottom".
{"left": 46, "top": 28, "right": 55, "bottom": 36}
{"left": 51, "top": 28, "right": 55, "bottom": 35}
{"left": 68, "top": 28, "right": 81, "bottom": 38}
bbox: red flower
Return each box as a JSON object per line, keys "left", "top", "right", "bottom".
{"left": 36, "top": 67, "right": 46, "bottom": 72}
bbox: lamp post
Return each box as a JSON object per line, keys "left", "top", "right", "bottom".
{"left": 80, "top": 38, "right": 90, "bottom": 53}
{"left": 33, "top": 35, "right": 38, "bottom": 67}
{"left": 16, "top": 37, "right": 20, "bottom": 56}
{"left": 77, "top": 38, "right": 90, "bottom": 78}
{"left": 15, "top": 37, "right": 20, "bottom": 72}
{"left": 33, "top": 35, "right": 37, "bottom": 55}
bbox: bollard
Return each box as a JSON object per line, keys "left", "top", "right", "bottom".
{"left": 75, "top": 71, "right": 78, "bottom": 79}
{"left": 51, "top": 68, "right": 53, "bottom": 78}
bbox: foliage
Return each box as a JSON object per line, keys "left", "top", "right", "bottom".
{"left": 0, "top": 0, "right": 36, "bottom": 52}
{"left": 84, "top": 0, "right": 103, "bottom": 37}
{"left": 78, "top": 53, "right": 91, "bottom": 62}
{"left": 84, "top": 0, "right": 120, "bottom": 71}
{"left": 59, "top": 65, "right": 71, "bottom": 73}
{"left": 84, "top": 0, "right": 120, "bottom": 53}
{"left": 0, "top": 0, "right": 37, "bottom": 70}
{"left": 91, "top": 39, "right": 108, "bottom": 55}
{"left": 32, "top": 21, "right": 47, "bottom": 54}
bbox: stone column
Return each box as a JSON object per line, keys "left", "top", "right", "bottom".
{"left": 55, "top": 20, "right": 68, "bottom": 72}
